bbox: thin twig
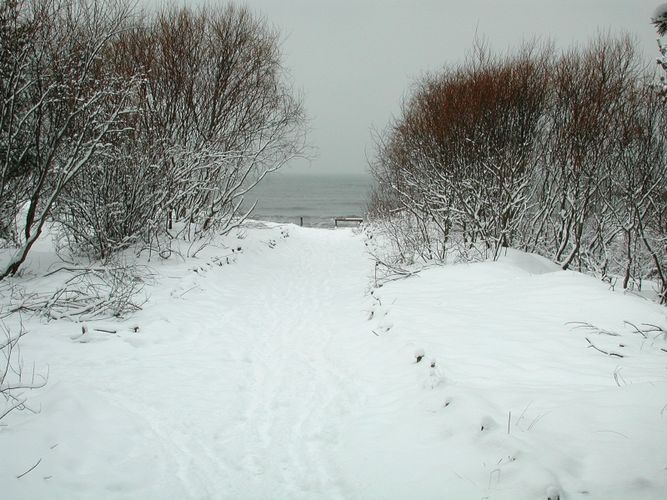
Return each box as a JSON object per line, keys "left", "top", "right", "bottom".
{"left": 515, "top": 401, "right": 533, "bottom": 429}
{"left": 585, "top": 337, "right": 624, "bottom": 358}
{"left": 527, "top": 412, "right": 549, "bottom": 431}
{"left": 178, "top": 286, "right": 198, "bottom": 298}
{"left": 567, "top": 322, "right": 620, "bottom": 337}
{"left": 92, "top": 328, "right": 117, "bottom": 334}
{"left": 44, "top": 266, "right": 107, "bottom": 278}
{"left": 623, "top": 321, "right": 647, "bottom": 339}
{"left": 16, "top": 458, "right": 41, "bottom": 479}
{"left": 641, "top": 323, "right": 666, "bottom": 333}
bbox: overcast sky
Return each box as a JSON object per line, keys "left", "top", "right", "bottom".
{"left": 145, "top": 1, "right": 664, "bottom": 176}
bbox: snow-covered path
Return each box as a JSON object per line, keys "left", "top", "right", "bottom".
{"left": 177, "top": 226, "right": 373, "bottom": 498}
{"left": 2, "top": 224, "right": 667, "bottom": 499}
{"left": 4, "top": 226, "right": 378, "bottom": 499}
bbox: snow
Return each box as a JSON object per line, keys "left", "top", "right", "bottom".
{"left": 1, "top": 222, "right": 666, "bottom": 499}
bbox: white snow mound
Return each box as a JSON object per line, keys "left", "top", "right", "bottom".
{"left": 0, "top": 223, "right": 665, "bottom": 499}
{"left": 496, "top": 247, "right": 562, "bottom": 275}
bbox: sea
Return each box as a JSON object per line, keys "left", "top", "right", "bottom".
{"left": 244, "top": 173, "right": 373, "bottom": 228}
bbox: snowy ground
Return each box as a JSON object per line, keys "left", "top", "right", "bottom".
{"left": 1, "top": 223, "right": 666, "bottom": 499}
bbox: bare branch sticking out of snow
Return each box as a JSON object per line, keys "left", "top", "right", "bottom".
{"left": 1, "top": 322, "right": 46, "bottom": 423}
{"left": 7, "top": 263, "right": 151, "bottom": 322}
{"left": 623, "top": 321, "right": 648, "bottom": 339}
{"left": 566, "top": 322, "right": 620, "bottom": 337}
{"left": 585, "top": 337, "right": 624, "bottom": 358}
{"left": 15, "top": 458, "right": 42, "bottom": 479}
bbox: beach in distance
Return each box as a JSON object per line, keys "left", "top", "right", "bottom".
{"left": 246, "top": 172, "right": 373, "bottom": 227}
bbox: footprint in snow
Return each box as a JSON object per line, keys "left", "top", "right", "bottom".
{"left": 378, "top": 320, "right": 393, "bottom": 333}
{"left": 479, "top": 415, "right": 499, "bottom": 433}
{"left": 414, "top": 348, "right": 425, "bottom": 363}
{"left": 424, "top": 358, "right": 444, "bottom": 389}
{"left": 545, "top": 485, "right": 562, "bottom": 500}
{"left": 367, "top": 304, "right": 389, "bottom": 321}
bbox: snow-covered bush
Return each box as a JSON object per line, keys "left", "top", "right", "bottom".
{"left": 0, "top": 0, "right": 141, "bottom": 276}
{"left": 54, "top": 4, "right": 306, "bottom": 259}
{"left": 369, "top": 35, "right": 667, "bottom": 303}
{"left": 1, "top": 1, "right": 306, "bottom": 266}
{"left": 370, "top": 41, "right": 552, "bottom": 262}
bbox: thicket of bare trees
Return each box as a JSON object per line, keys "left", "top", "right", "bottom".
{"left": 56, "top": 4, "right": 305, "bottom": 259}
{"left": 369, "top": 36, "right": 667, "bottom": 304}
{"left": 0, "top": 0, "right": 305, "bottom": 270}
{"left": 0, "top": 0, "right": 305, "bottom": 421}
{"left": 0, "top": 0, "right": 140, "bottom": 277}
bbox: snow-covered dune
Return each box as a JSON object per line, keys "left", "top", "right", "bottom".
{"left": 1, "top": 224, "right": 665, "bottom": 499}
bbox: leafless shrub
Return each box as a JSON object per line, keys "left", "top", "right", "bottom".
{"left": 541, "top": 38, "right": 645, "bottom": 271}
{"left": 55, "top": 4, "right": 307, "bottom": 260}
{"left": 0, "top": 0, "right": 141, "bottom": 277}
{"left": 1, "top": 321, "right": 46, "bottom": 422}
{"left": 1, "top": 1, "right": 306, "bottom": 271}
{"left": 537, "top": 37, "right": 666, "bottom": 301}
{"left": 8, "top": 260, "right": 150, "bottom": 321}
{"left": 370, "top": 41, "right": 553, "bottom": 264}
{"left": 368, "top": 35, "right": 667, "bottom": 304}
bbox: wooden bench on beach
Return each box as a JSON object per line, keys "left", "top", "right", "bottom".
{"left": 334, "top": 217, "right": 363, "bottom": 227}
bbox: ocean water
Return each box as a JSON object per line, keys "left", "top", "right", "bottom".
{"left": 245, "top": 173, "right": 373, "bottom": 228}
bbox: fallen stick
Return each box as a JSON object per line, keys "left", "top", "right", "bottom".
{"left": 586, "top": 337, "right": 624, "bottom": 358}
{"left": 16, "top": 458, "right": 42, "bottom": 479}
{"left": 92, "top": 328, "right": 117, "bottom": 334}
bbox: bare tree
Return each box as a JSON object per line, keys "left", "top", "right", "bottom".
{"left": 0, "top": 0, "right": 139, "bottom": 276}
{"left": 0, "top": 0, "right": 36, "bottom": 244}
{"left": 56, "top": 4, "right": 307, "bottom": 259}
{"left": 368, "top": 35, "right": 667, "bottom": 303}
{"left": 370, "top": 42, "right": 552, "bottom": 263}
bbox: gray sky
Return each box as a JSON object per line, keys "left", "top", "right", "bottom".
{"left": 146, "top": 1, "right": 664, "bottom": 176}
